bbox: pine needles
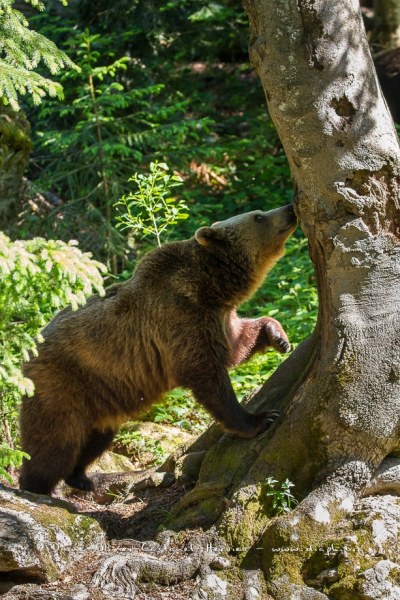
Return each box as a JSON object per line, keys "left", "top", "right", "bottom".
{"left": 0, "top": 0, "right": 76, "bottom": 108}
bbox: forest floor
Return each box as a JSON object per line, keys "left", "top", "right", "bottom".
{"left": 33, "top": 481, "right": 198, "bottom": 599}
{"left": 1, "top": 429, "right": 248, "bottom": 600}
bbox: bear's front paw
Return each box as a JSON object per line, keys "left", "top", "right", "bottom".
{"left": 274, "top": 337, "right": 291, "bottom": 353}
{"left": 264, "top": 318, "right": 291, "bottom": 354}
{"left": 256, "top": 409, "right": 280, "bottom": 435}
{"left": 226, "top": 409, "right": 279, "bottom": 438}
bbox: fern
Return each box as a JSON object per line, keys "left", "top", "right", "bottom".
{"left": 0, "top": 0, "right": 76, "bottom": 109}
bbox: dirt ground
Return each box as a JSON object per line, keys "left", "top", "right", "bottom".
{"left": 1, "top": 458, "right": 247, "bottom": 599}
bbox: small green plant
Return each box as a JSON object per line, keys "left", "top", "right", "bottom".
{"left": 0, "top": 443, "right": 29, "bottom": 483}
{"left": 0, "top": 233, "right": 106, "bottom": 481}
{"left": 115, "top": 162, "right": 188, "bottom": 247}
{"left": 145, "top": 388, "right": 210, "bottom": 434}
{"left": 261, "top": 476, "right": 298, "bottom": 516}
{"left": 113, "top": 430, "right": 167, "bottom": 467}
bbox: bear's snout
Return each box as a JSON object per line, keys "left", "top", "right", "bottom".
{"left": 278, "top": 204, "right": 297, "bottom": 233}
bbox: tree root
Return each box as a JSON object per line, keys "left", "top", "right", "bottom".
{"left": 169, "top": 482, "right": 228, "bottom": 529}
{"left": 261, "top": 461, "right": 372, "bottom": 588}
{"left": 92, "top": 532, "right": 230, "bottom": 599}
{"left": 363, "top": 457, "right": 400, "bottom": 496}
{"left": 166, "top": 335, "right": 319, "bottom": 531}
{"left": 92, "top": 552, "right": 210, "bottom": 596}
{"left": 246, "top": 333, "right": 317, "bottom": 416}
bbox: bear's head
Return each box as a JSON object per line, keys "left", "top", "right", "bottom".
{"left": 195, "top": 204, "right": 297, "bottom": 277}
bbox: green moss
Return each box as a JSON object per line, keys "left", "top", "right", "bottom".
{"left": 198, "top": 437, "right": 257, "bottom": 487}
{"left": 169, "top": 483, "right": 226, "bottom": 530}
{"left": 328, "top": 555, "right": 375, "bottom": 600}
{"left": 262, "top": 509, "right": 340, "bottom": 584}
{"left": 302, "top": 543, "right": 339, "bottom": 580}
{"left": 219, "top": 489, "right": 269, "bottom": 556}
{"left": 328, "top": 577, "right": 360, "bottom": 600}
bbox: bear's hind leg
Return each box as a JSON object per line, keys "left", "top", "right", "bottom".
{"left": 65, "top": 428, "right": 115, "bottom": 491}
{"left": 19, "top": 440, "right": 80, "bottom": 496}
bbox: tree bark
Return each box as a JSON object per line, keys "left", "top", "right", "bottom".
{"left": 166, "top": 0, "right": 400, "bottom": 594}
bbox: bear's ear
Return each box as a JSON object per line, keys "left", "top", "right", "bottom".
{"left": 195, "top": 227, "right": 224, "bottom": 247}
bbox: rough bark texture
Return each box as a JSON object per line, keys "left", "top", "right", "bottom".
{"left": 242, "top": 0, "right": 400, "bottom": 476}
{"left": 243, "top": 0, "right": 400, "bottom": 478}
{"left": 168, "top": 0, "right": 400, "bottom": 594}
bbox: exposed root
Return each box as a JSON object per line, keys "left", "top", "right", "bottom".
{"left": 65, "top": 468, "right": 179, "bottom": 506}
{"left": 92, "top": 532, "right": 229, "bottom": 599}
{"left": 363, "top": 457, "right": 400, "bottom": 496}
{"left": 170, "top": 482, "right": 228, "bottom": 529}
{"left": 127, "top": 470, "right": 175, "bottom": 493}
{"left": 60, "top": 470, "right": 149, "bottom": 504}
{"left": 92, "top": 552, "right": 211, "bottom": 596}
{"left": 261, "top": 461, "right": 372, "bottom": 586}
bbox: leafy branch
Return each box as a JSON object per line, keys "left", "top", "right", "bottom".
{"left": 115, "top": 162, "right": 188, "bottom": 247}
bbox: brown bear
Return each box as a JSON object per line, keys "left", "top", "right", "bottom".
{"left": 19, "top": 204, "right": 297, "bottom": 495}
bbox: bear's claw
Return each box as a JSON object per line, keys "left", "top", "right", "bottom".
{"left": 256, "top": 409, "right": 280, "bottom": 435}
{"left": 275, "top": 337, "right": 291, "bottom": 353}
{"left": 265, "top": 410, "right": 280, "bottom": 421}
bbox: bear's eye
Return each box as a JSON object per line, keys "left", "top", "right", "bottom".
{"left": 254, "top": 214, "right": 265, "bottom": 223}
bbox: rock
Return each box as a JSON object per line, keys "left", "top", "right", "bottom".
{"left": 358, "top": 559, "right": 400, "bottom": 600}
{"left": 192, "top": 572, "right": 229, "bottom": 599}
{"left": 243, "top": 570, "right": 266, "bottom": 600}
{"left": 271, "top": 577, "right": 329, "bottom": 600}
{"left": 115, "top": 421, "right": 193, "bottom": 466}
{"left": 353, "top": 495, "right": 400, "bottom": 557}
{"left": 0, "top": 485, "right": 105, "bottom": 583}
{"left": 1, "top": 584, "right": 72, "bottom": 599}
{"left": 305, "top": 495, "right": 400, "bottom": 598}
{"left": 89, "top": 450, "right": 136, "bottom": 474}
{"left": 69, "top": 584, "right": 90, "bottom": 600}
{"left": 305, "top": 568, "right": 340, "bottom": 587}
{"left": 210, "top": 556, "right": 231, "bottom": 570}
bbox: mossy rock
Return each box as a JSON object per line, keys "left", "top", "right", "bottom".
{"left": 88, "top": 450, "right": 136, "bottom": 474}
{"left": 0, "top": 484, "right": 105, "bottom": 582}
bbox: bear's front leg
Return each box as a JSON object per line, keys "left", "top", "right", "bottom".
{"left": 229, "top": 315, "right": 291, "bottom": 367}
{"left": 177, "top": 365, "right": 279, "bottom": 438}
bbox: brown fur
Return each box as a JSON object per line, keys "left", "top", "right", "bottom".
{"left": 19, "top": 205, "right": 297, "bottom": 495}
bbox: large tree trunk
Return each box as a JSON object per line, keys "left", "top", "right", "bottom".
{"left": 166, "top": 0, "right": 400, "bottom": 595}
